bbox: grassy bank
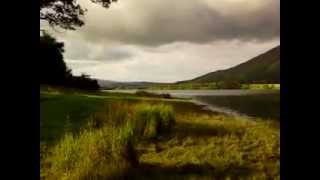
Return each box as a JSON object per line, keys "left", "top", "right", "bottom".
{"left": 40, "top": 89, "right": 279, "bottom": 179}
{"left": 147, "top": 82, "right": 280, "bottom": 90}
{"left": 41, "top": 102, "right": 176, "bottom": 179}
{"left": 134, "top": 114, "right": 279, "bottom": 179}
{"left": 40, "top": 89, "right": 210, "bottom": 144}
{"left": 241, "top": 84, "right": 280, "bottom": 90}
{"left": 40, "top": 93, "right": 107, "bottom": 142}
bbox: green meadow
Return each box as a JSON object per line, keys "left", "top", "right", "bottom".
{"left": 40, "top": 88, "right": 279, "bottom": 179}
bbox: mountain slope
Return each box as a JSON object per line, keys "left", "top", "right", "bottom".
{"left": 184, "top": 46, "right": 280, "bottom": 83}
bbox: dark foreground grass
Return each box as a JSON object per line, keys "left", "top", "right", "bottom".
{"left": 40, "top": 85, "right": 176, "bottom": 100}
{"left": 41, "top": 102, "right": 175, "bottom": 180}
{"left": 40, "top": 92, "right": 107, "bottom": 143}
{"left": 40, "top": 90, "right": 209, "bottom": 144}
{"left": 40, "top": 90, "right": 279, "bottom": 179}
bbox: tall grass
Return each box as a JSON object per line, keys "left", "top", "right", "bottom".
{"left": 137, "top": 114, "right": 280, "bottom": 179}
{"left": 42, "top": 126, "right": 133, "bottom": 180}
{"left": 41, "top": 102, "right": 175, "bottom": 180}
{"left": 41, "top": 98, "right": 279, "bottom": 179}
{"left": 133, "top": 104, "right": 175, "bottom": 139}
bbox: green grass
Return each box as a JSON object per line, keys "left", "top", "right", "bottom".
{"left": 40, "top": 89, "right": 279, "bottom": 179}
{"left": 40, "top": 89, "right": 187, "bottom": 144}
{"left": 41, "top": 126, "right": 133, "bottom": 180}
{"left": 41, "top": 103, "right": 176, "bottom": 180}
{"left": 132, "top": 104, "right": 175, "bottom": 139}
{"left": 40, "top": 92, "right": 107, "bottom": 143}
{"left": 148, "top": 82, "right": 280, "bottom": 90}
{"left": 133, "top": 114, "right": 279, "bottom": 179}
{"left": 135, "top": 90, "right": 172, "bottom": 99}
{"left": 242, "top": 84, "right": 280, "bottom": 90}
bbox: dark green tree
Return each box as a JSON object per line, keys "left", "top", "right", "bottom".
{"left": 40, "top": 0, "right": 115, "bottom": 89}
{"left": 40, "top": 32, "right": 70, "bottom": 84}
{"left": 40, "top": 32, "right": 100, "bottom": 89}
{"left": 40, "top": 0, "right": 117, "bottom": 30}
{"left": 217, "top": 81, "right": 242, "bottom": 89}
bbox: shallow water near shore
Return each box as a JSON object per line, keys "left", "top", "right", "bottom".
{"left": 103, "top": 89, "right": 280, "bottom": 120}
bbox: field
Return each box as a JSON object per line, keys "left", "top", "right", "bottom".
{"left": 40, "top": 88, "right": 280, "bottom": 179}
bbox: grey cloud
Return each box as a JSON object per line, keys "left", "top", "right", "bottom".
{"left": 70, "top": 0, "right": 279, "bottom": 46}
{"left": 65, "top": 39, "right": 280, "bottom": 82}
{"left": 63, "top": 40, "right": 92, "bottom": 60}
{"left": 62, "top": 38, "right": 135, "bottom": 61}
{"left": 49, "top": 0, "right": 280, "bottom": 82}
{"left": 92, "top": 48, "right": 135, "bottom": 61}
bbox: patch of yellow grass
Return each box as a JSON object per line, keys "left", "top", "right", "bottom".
{"left": 138, "top": 114, "right": 280, "bottom": 179}
{"left": 41, "top": 100, "right": 279, "bottom": 179}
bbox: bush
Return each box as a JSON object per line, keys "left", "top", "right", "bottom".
{"left": 66, "top": 74, "right": 100, "bottom": 90}
{"left": 217, "top": 81, "right": 242, "bottom": 89}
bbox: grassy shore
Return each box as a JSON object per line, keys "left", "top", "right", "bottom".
{"left": 40, "top": 88, "right": 279, "bottom": 179}
{"left": 147, "top": 83, "right": 280, "bottom": 90}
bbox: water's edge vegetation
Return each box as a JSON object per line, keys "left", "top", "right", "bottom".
{"left": 148, "top": 83, "right": 280, "bottom": 90}
{"left": 40, "top": 87, "right": 279, "bottom": 179}
{"left": 101, "top": 83, "right": 281, "bottom": 90}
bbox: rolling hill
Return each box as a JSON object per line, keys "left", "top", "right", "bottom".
{"left": 181, "top": 46, "right": 280, "bottom": 84}
{"left": 98, "top": 46, "right": 280, "bottom": 89}
{"left": 98, "top": 80, "right": 168, "bottom": 90}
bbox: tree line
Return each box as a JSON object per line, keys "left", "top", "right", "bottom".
{"left": 40, "top": 0, "right": 118, "bottom": 90}
{"left": 40, "top": 32, "right": 99, "bottom": 90}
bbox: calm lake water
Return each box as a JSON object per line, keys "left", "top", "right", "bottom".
{"left": 104, "top": 89, "right": 280, "bottom": 121}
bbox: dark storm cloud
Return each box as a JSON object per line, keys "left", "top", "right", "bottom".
{"left": 50, "top": 0, "right": 280, "bottom": 82}
{"left": 71, "top": 0, "right": 279, "bottom": 46}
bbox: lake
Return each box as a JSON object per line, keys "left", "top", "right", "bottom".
{"left": 103, "top": 89, "right": 280, "bottom": 121}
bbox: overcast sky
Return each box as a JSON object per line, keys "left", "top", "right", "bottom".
{"left": 49, "top": 0, "right": 279, "bottom": 83}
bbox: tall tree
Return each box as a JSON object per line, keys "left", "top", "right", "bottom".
{"left": 40, "top": 0, "right": 117, "bottom": 30}
{"left": 40, "top": 0, "right": 113, "bottom": 89}
{"left": 40, "top": 32, "right": 69, "bottom": 84}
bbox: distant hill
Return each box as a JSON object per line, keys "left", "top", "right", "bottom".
{"left": 181, "top": 46, "right": 280, "bottom": 84}
{"left": 98, "top": 80, "right": 168, "bottom": 89}
{"left": 99, "top": 46, "right": 280, "bottom": 89}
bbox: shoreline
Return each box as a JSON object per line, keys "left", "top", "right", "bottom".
{"left": 190, "top": 98, "right": 252, "bottom": 118}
